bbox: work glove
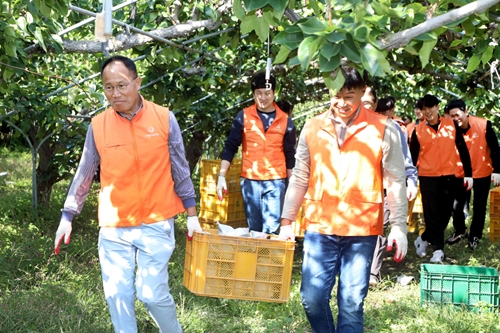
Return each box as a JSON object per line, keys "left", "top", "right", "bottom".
{"left": 387, "top": 227, "right": 407, "bottom": 263}
{"left": 406, "top": 182, "right": 418, "bottom": 201}
{"left": 54, "top": 220, "right": 72, "bottom": 254}
{"left": 278, "top": 224, "right": 295, "bottom": 242}
{"left": 492, "top": 173, "right": 500, "bottom": 187}
{"left": 187, "top": 216, "right": 202, "bottom": 240}
{"left": 217, "top": 175, "right": 227, "bottom": 201}
{"left": 463, "top": 177, "right": 473, "bottom": 191}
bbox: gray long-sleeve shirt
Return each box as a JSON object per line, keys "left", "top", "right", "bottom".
{"left": 61, "top": 106, "right": 196, "bottom": 222}
{"left": 282, "top": 109, "right": 408, "bottom": 232}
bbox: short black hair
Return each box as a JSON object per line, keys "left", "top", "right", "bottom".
{"left": 251, "top": 72, "right": 276, "bottom": 92}
{"left": 365, "top": 87, "right": 378, "bottom": 103}
{"left": 276, "top": 100, "right": 293, "bottom": 116}
{"left": 421, "top": 94, "right": 440, "bottom": 108}
{"left": 375, "top": 97, "right": 395, "bottom": 113}
{"left": 101, "top": 55, "right": 137, "bottom": 77}
{"left": 414, "top": 98, "right": 423, "bottom": 110}
{"left": 444, "top": 99, "right": 466, "bottom": 114}
{"left": 338, "top": 65, "right": 365, "bottom": 90}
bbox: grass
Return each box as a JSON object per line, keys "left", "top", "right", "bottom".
{"left": 1, "top": 147, "right": 500, "bottom": 332}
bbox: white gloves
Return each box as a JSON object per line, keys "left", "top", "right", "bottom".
{"left": 187, "top": 216, "right": 202, "bottom": 240}
{"left": 406, "top": 182, "right": 418, "bottom": 201}
{"left": 278, "top": 224, "right": 295, "bottom": 241}
{"left": 54, "top": 220, "right": 72, "bottom": 254}
{"left": 463, "top": 177, "right": 473, "bottom": 191}
{"left": 217, "top": 175, "right": 227, "bottom": 200}
{"left": 387, "top": 227, "right": 407, "bottom": 263}
{"left": 492, "top": 173, "right": 500, "bottom": 187}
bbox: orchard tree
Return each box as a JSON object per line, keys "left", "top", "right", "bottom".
{"left": 1, "top": 0, "right": 500, "bottom": 210}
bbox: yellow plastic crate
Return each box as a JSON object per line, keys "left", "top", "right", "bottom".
{"left": 199, "top": 159, "right": 241, "bottom": 195}
{"left": 198, "top": 217, "right": 248, "bottom": 229}
{"left": 198, "top": 190, "right": 246, "bottom": 222}
{"left": 183, "top": 229, "right": 295, "bottom": 303}
{"left": 489, "top": 187, "right": 500, "bottom": 242}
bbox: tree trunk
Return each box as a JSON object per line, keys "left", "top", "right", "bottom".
{"left": 185, "top": 131, "right": 207, "bottom": 174}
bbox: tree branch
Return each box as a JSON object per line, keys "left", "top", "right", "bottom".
{"left": 391, "top": 61, "right": 458, "bottom": 80}
{"left": 379, "top": 0, "right": 500, "bottom": 50}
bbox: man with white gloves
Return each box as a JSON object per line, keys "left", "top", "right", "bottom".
{"left": 216, "top": 72, "right": 296, "bottom": 235}
{"left": 410, "top": 94, "right": 473, "bottom": 263}
{"left": 54, "top": 56, "right": 200, "bottom": 333}
{"left": 279, "top": 65, "right": 408, "bottom": 333}
{"left": 445, "top": 99, "right": 500, "bottom": 250}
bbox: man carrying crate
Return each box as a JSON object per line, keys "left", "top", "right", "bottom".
{"left": 217, "top": 72, "right": 297, "bottom": 235}
{"left": 279, "top": 64, "right": 408, "bottom": 333}
{"left": 53, "top": 56, "right": 201, "bottom": 333}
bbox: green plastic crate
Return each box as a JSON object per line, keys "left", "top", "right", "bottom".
{"left": 420, "top": 264, "right": 499, "bottom": 310}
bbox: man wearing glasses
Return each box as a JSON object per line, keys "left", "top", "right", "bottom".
{"left": 54, "top": 55, "right": 200, "bottom": 333}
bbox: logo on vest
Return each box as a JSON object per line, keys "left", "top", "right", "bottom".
{"left": 472, "top": 132, "right": 479, "bottom": 139}
{"left": 146, "top": 126, "right": 159, "bottom": 138}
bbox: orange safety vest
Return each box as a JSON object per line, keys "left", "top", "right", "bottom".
{"left": 241, "top": 103, "right": 288, "bottom": 180}
{"left": 464, "top": 115, "right": 493, "bottom": 178}
{"left": 415, "top": 117, "right": 464, "bottom": 177}
{"left": 302, "top": 108, "right": 386, "bottom": 236}
{"left": 92, "top": 99, "right": 185, "bottom": 227}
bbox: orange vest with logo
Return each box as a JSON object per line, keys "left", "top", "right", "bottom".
{"left": 92, "top": 100, "right": 185, "bottom": 227}
{"left": 415, "top": 118, "right": 464, "bottom": 177}
{"left": 241, "top": 103, "right": 288, "bottom": 180}
{"left": 302, "top": 108, "right": 386, "bottom": 236}
{"left": 464, "top": 115, "right": 493, "bottom": 178}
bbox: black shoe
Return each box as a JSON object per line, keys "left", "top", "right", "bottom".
{"left": 446, "top": 230, "right": 468, "bottom": 245}
{"left": 468, "top": 237, "right": 479, "bottom": 251}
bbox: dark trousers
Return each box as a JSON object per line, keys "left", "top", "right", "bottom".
{"left": 420, "top": 176, "right": 463, "bottom": 251}
{"left": 469, "top": 176, "right": 491, "bottom": 240}
{"left": 449, "top": 177, "right": 468, "bottom": 235}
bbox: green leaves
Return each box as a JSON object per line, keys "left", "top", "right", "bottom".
{"left": 298, "top": 36, "right": 324, "bottom": 70}
{"left": 360, "top": 43, "right": 390, "bottom": 76}
{"left": 419, "top": 38, "right": 437, "bottom": 68}
{"left": 466, "top": 55, "right": 481, "bottom": 73}
{"left": 233, "top": 0, "right": 246, "bottom": 20}
{"left": 298, "top": 17, "right": 328, "bottom": 35}
{"left": 243, "top": 0, "right": 270, "bottom": 11}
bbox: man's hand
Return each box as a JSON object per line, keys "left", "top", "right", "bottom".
{"left": 492, "top": 173, "right": 500, "bottom": 187}
{"left": 54, "top": 220, "right": 72, "bottom": 254}
{"left": 217, "top": 175, "right": 227, "bottom": 201}
{"left": 187, "top": 216, "right": 202, "bottom": 240}
{"left": 278, "top": 224, "right": 295, "bottom": 242}
{"left": 464, "top": 177, "right": 473, "bottom": 191}
{"left": 387, "top": 227, "right": 407, "bottom": 263}
{"left": 406, "top": 183, "right": 418, "bottom": 201}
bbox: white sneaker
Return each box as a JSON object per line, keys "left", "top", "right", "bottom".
{"left": 430, "top": 250, "right": 445, "bottom": 263}
{"left": 414, "top": 236, "right": 428, "bottom": 257}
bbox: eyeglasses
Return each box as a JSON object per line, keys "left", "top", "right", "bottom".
{"left": 103, "top": 77, "right": 137, "bottom": 94}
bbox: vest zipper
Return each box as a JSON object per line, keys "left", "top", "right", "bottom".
{"left": 130, "top": 122, "right": 145, "bottom": 222}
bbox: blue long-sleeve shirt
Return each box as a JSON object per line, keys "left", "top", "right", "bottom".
{"left": 221, "top": 109, "right": 297, "bottom": 169}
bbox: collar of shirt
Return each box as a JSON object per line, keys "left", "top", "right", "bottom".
{"left": 329, "top": 105, "right": 362, "bottom": 127}
{"left": 117, "top": 94, "right": 143, "bottom": 120}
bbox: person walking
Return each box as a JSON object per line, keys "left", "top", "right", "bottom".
{"left": 279, "top": 65, "right": 408, "bottom": 333}
{"left": 410, "top": 94, "right": 473, "bottom": 262}
{"left": 217, "top": 72, "right": 297, "bottom": 234}
{"left": 445, "top": 99, "right": 500, "bottom": 249}
{"left": 54, "top": 55, "right": 201, "bottom": 333}
{"left": 368, "top": 95, "right": 418, "bottom": 286}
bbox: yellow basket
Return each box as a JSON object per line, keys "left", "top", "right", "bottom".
{"left": 183, "top": 229, "right": 295, "bottom": 303}
{"left": 199, "top": 159, "right": 242, "bottom": 195}
{"left": 198, "top": 217, "right": 248, "bottom": 229}
{"left": 489, "top": 187, "right": 500, "bottom": 242}
{"left": 198, "top": 190, "right": 246, "bottom": 222}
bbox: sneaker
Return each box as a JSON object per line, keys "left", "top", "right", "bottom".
{"left": 430, "top": 250, "right": 445, "bottom": 263}
{"left": 369, "top": 275, "right": 378, "bottom": 287}
{"left": 446, "top": 230, "right": 468, "bottom": 245}
{"left": 414, "top": 236, "right": 428, "bottom": 257}
{"left": 468, "top": 237, "right": 479, "bottom": 251}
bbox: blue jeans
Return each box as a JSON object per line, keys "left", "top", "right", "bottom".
{"left": 301, "top": 231, "right": 377, "bottom": 333}
{"left": 240, "top": 178, "right": 285, "bottom": 234}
